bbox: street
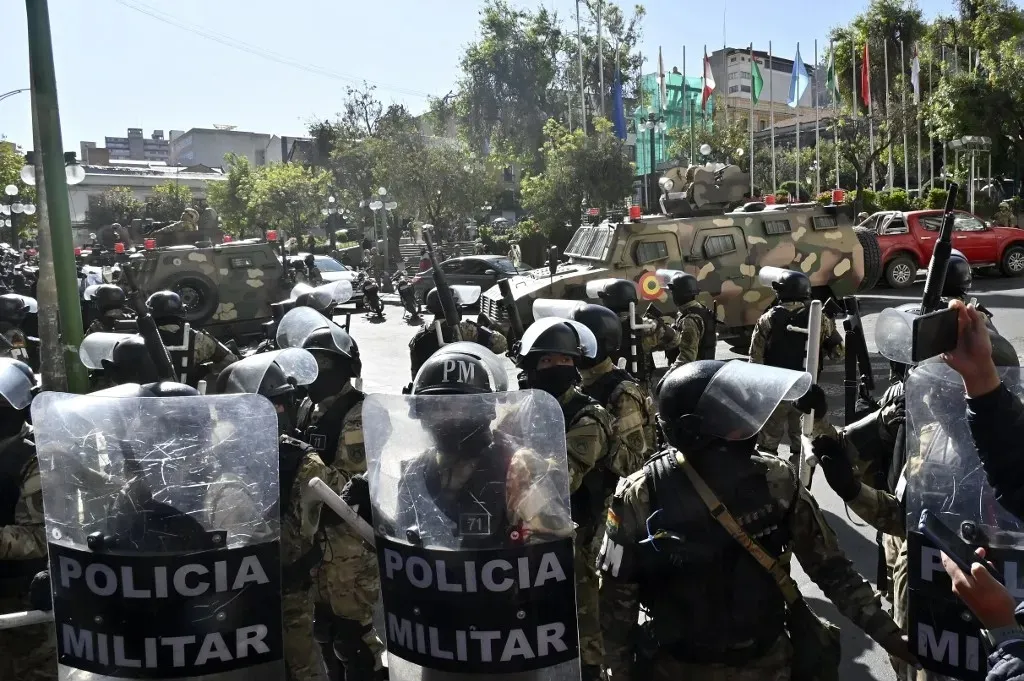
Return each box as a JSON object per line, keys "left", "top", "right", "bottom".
{"left": 344, "top": 276, "right": 1024, "bottom": 681}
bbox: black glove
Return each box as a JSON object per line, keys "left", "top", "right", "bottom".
{"left": 813, "top": 436, "right": 860, "bottom": 501}
{"left": 879, "top": 388, "right": 907, "bottom": 435}
{"left": 29, "top": 570, "right": 51, "bottom": 611}
{"left": 340, "top": 474, "right": 373, "bottom": 526}
{"left": 795, "top": 384, "right": 828, "bottom": 416}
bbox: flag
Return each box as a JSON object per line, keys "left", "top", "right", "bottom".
{"left": 658, "top": 47, "right": 667, "bottom": 110}
{"left": 701, "top": 48, "right": 716, "bottom": 110}
{"left": 612, "top": 67, "right": 627, "bottom": 139}
{"left": 825, "top": 49, "right": 841, "bottom": 104}
{"left": 788, "top": 43, "right": 809, "bottom": 108}
{"left": 911, "top": 43, "right": 921, "bottom": 104}
{"left": 751, "top": 55, "right": 764, "bottom": 104}
{"left": 860, "top": 43, "right": 871, "bottom": 109}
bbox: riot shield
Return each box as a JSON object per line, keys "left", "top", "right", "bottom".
{"left": 290, "top": 280, "right": 353, "bottom": 313}
{"left": 31, "top": 393, "right": 285, "bottom": 681}
{"left": 531, "top": 299, "right": 585, "bottom": 321}
{"left": 904, "top": 363, "right": 1024, "bottom": 680}
{"left": 698, "top": 361, "right": 812, "bottom": 440}
{"left": 274, "top": 306, "right": 353, "bottom": 356}
{"left": 79, "top": 333, "right": 136, "bottom": 370}
{"left": 363, "top": 389, "right": 579, "bottom": 681}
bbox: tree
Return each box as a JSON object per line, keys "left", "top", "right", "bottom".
{"left": 84, "top": 187, "right": 144, "bottom": 231}
{"left": 145, "top": 182, "right": 195, "bottom": 222}
{"left": 246, "top": 163, "right": 330, "bottom": 239}
{"left": 520, "top": 117, "right": 633, "bottom": 243}
{"left": 667, "top": 115, "right": 750, "bottom": 170}
{"left": 206, "top": 154, "right": 256, "bottom": 237}
{"left": 835, "top": 106, "right": 909, "bottom": 213}
{"left": 0, "top": 142, "right": 37, "bottom": 238}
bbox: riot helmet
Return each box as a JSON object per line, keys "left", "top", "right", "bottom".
{"left": 425, "top": 287, "right": 457, "bottom": 318}
{"left": 424, "top": 286, "right": 481, "bottom": 318}
{"left": 515, "top": 318, "right": 598, "bottom": 398}
{"left": 587, "top": 279, "right": 637, "bottom": 314}
{"left": 304, "top": 253, "right": 316, "bottom": 268}
{"left": 0, "top": 294, "right": 30, "bottom": 323}
{"left": 570, "top": 304, "right": 622, "bottom": 368}
{"left": 146, "top": 290, "right": 185, "bottom": 323}
{"left": 91, "top": 285, "right": 127, "bottom": 315}
{"left": 214, "top": 349, "right": 318, "bottom": 434}
{"left": 100, "top": 336, "right": 160, "bottom": 386}
{"left": 667, "top": 271, "right": 700, "bottom": 306}
{"left": 771, "top": 270, "right": 812, "bottom": 302}
{"left": 0, "top": 358, "right": 35, "bottom": 436}
{"left": 91, "top": 381, "right": 199, "bottom": 398}
{"left": 304, "top": 328, "right": 362, "bottom": 402}
{"left": 943, "top": 249, "right": 972, "bottom": 299}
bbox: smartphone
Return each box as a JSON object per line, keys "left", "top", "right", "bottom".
{"left": 912, "top": 307, "right": 959, "bottom": 362}
{"left": 918, "top": 509, "right": 1001, "bottom": 580}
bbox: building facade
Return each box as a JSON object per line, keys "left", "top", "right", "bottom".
{"left": 97, "top": 128, "right": 171, "bottom": 162}
{"left": 708, "top": 47, "right": 819, "bottom": 133}
{"left": 168, "top": 128, "right": 290, "bottom": 168}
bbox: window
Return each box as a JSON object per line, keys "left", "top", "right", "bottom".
{"left": 634, "top": 240, "right": 669, "bottom": 264}
{"left": 729, "top": 86, "right": 740, "bottom": 93}
{"left": 313, "top": 256, "right": 346, "bottom": 272}
{"left": 954, "top": 214, "right": 987, "bottom": 232}
{"left": 740, "top": 85, "right": 751, "bottom": 93}
{"left": 730, "top": 56, "right": 737, "bottom": 63}
{"left": 489, "top": 257, "right": 519, "bottom": 273}
{"left": 503, "top": 166, "right": 515, "bottom": 182}
{"left": 764, "top": 219, "right": 792, "bottom": 235}
{"left": 442, "top": 261, "right": 463, "bottom": 274}
{"left": 879, "top": 215, "right": 908, "bottom": 235}
{"left": 812, "top": 215, "right": 839, "bottom": 230}
{"left": 229, "top": 257, "right": 254, "bottom": 269}
{"left": 759, "top": 120, "right": 768, "bottom": 131}
{"left": 255, "top": 149, "right": 266, "bottom": 166}
{"left": 461, "top": 260, "right": 490, "bottom": 275}
{"left": 918, "top": 215, "right": 943, "bottom": 232}
{"left": 565, "top": 225, "right": 614, "bottom": 261}
{"left": 703, "top": 234, "right": 737, "bottom": 258}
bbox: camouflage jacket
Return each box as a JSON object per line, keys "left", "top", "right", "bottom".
{"left": 749, "top": 301, "right": 843, "bottom": 364}
{"left": 559, "top": 387, "right": 613, "bottom": 495}
{"left": 599, "top": 450, "right": 900, "bottom": 680}
{"left": 409, "top": 319, "right": 508, "bottom": 378}
{"left": 315, "top": 385, "right": 368, "bottom": 490}
{"left": 672, "top": 300, "right": 710, "bottom": 366}
{"left": 580, "top": 358, "right": 654, "bottom": 477}
{"left": 0, "top": 427, "right": 46, "bottom": 563}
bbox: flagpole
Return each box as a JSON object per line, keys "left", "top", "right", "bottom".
{"left": 852, "top": 35, "right": 859, "bottom": 188}
{"left": 597, "top": 0, "right": 605, "bottom": 117}
{"left": 796, "top": 43, "right": 802, "bottom": 201}
{"left": 900, "top": 38, "right": 909, "bottom": 192}
{"left": 867, "top": 43, "right": 877, "bottom": 190}
{"left": 833, "top": 40, "right": 840, "bottom": 189}
{"left": 575, "top": 0, "right": 586, "bottom": 133}
{"left": 929, "top": 45, "right": 935, "bottom": 189}
{"left": 701, "top": 44, "right": 707, "bottom": 133}
{"left": 750, "top": 42, "right": 755, "bottom": 197}
{"left": 814, "top": 39, "right": 821, "bottom": 196}
{"left": 770, "top": 40, "right": 776, "bottom": 194}
{"left": 942, "top": 44, "right": 947, "bottom": 188}
{"left": 883, "top": 38, "right": 892, "bottom": 190}
{"left": 684, "top": 46, "right": 693, "bottom": 164}
{"left": 916, "top": 46, "right": 923, "bottom": 196}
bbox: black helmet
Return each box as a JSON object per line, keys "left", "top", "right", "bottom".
{"left": 0, "top": 294, "right": 29, "bottom": 321}
{"left": 594, "top": 279, "right": 637, "bottom": 314}
{"left": 656, "top": 360, "right": 726, "bottom": 450}
{"left": 515, "top": 319, "right": 588, "bottom": 367}
{"left": 213, "top": 349, "right": 317, "bottom": 399}
{"left": 413, "top": 343, "right": 506, "bottom": 395}
{"left": 571, "top": 304, "right": 621, "bottom": 364}
{"left": 667, "top": 272, "right": 700, "bottom": 305}
{"left": 304, "top": 327, "right": 362, "bottom": 380}
{"left": 771, "top": 271, "right": 811, "bottom": 302}
{"left": 943, "top": 249, "right": 972, "bottom": 298}
{"left": 146, "top": 291, "right": 185, "bottom": 321}
{"left": 304, "top": 253, "right": 316, "bottom": 266}
{"left": 92, "top": 285, "right": 127, "bottom": 314}
{"left": 0, "top": 358, "right": 35, "bottom": 410}
{"left": 425, "top": 287, "right": 462, "bottom": 317}
{"left": 101, "top": 336, "right": 160, "bottom": 385}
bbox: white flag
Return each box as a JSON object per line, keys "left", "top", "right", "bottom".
{"left": 658, "top": 46, "right": 667, "bottom": 109}
{"left": 911, "top": 44, "right": 921, "bottom": 104}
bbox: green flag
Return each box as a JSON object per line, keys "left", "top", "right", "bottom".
{"left": 751, "top": 59, "right": 764, "bottom": 105}
{"left": 825, "top": 50, "right": 841, "bottom": 103}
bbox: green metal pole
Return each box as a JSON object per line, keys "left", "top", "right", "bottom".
{"left": 25, "top": 0, "right": 88, "bottom": 393}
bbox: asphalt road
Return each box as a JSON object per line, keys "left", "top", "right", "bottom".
{"left": 346, "top": 274, "right": 1024, "bottom": 680}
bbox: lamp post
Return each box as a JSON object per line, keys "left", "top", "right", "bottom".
{"left": 2, "top": 184, "right": 37, "bottom": 251}
{"left": 320, "top": 194, "right": 350, "bottom": 251}
{"left": 368, "top": 186, "right": 396, "bottom": 269}
{"left": 645, "top": 111, "right": 667, "bottom": 213}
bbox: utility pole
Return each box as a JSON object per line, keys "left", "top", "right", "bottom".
{"left": 25, "top": 0, "right": 87, "bottom": 392}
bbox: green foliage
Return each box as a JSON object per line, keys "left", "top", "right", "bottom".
{"left": 816, "top": 191, "right": 834, "bottom": 205}
{"left": 666, "top": 115, "right": 750, "bottom": 171}
{"left": 85, "top": 187, "right": 144, "bottom": 231}
{"left": 878, "top": 189, "right": 912, "bottom": 211}
{"left": 145, "top": 183, "right": 195, "bottom": 222}
{"left": 779, "top": 182, "right": 811, "bottom": 202}
{"left": 0, "top": 143, "right": 37, "bottom": 236}
{"left": 774, "top": 190, "right": 790, "bottom": 204}
{"left": 845, "top": 189, "right": 880, "bottom": 214}
{"left": 205, "top": 154, "right": 255, "bottom": 237}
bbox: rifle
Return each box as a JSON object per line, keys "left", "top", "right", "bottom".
{"left": 120, "top": 264, "right": 177, "bottom": 381}
{"left": 497, "top": 278, "right": 525, "bottom": 344}
{"left": 423, "top": 229, "right": 462, "bottom": 341}
{"left": 842, "top": 296, "right": 876, "bottom": 425}
{"left": 920, "top": 183, "right": 959, "bottom": 314}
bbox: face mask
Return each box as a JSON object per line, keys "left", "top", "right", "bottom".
{"left": 0, "top": 410, "right": 25, "bottom": 439}
{"left": 432, "top": 419, "right": 491, "bottom": 455}
{"left": 527, "top": 365, "right": 579, "bottom": 397}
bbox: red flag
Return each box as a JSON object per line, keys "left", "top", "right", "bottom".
{"left": 860, "top": 43, "right": 871, "bottom": 109}
{"left": 701, "top": 49, "right": 716, "bottom": 110}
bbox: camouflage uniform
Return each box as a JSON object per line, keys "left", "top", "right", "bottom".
{"left": 749, "top": 302, "right": 843, "bottom": 457}
{"left": 599, "top": 450, "right": 902, "bottom": 681}
{"left": 615, "top": 311, "right": 677, "bottom": 388}
{"left": 579, "top": 357, "right": 655, "bottom": 478}
{"left": 158, "top": 323, "right": 239, "bottom": 381}
{"left": 408, "top": 320, "right": 508, "bottom": 379}
{"left": 86, "top": 309, "right": 132, "bottom": 335}
{"left": 0, "top": 428, "right": 56, "bottom": 681}
{"left": 671, "top": 300, "right": 716, "bottom": 367}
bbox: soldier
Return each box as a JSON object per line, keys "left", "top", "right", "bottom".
{"left": 147, "top": 290, "right": 238, "bottom": 387}
{"left": 80, "top": 333, "right": 161, "bottom": 390}
{"left": 599, "top": 360, "right": 918, "bottom": 681}
{"left": 591, "top": 279, "right": 678, "bottom": 387}
{"left": 0, "top": 359, "right": 55, "bottom": 681}
{"left": 664, "top": 271, "right": 716, "bottom": 368}
{"left": 515, "top": 318, "right": 612, "bottom": 681}
{"left": 407, "top": 286, "right": 507, "bottom": 380}
{"left": 304, "top": 253, "right": 325, "bottom": 286}
{"left": 749, "top": 270, "right": 842, "bottom": 461}
{"left": 213, "top": 349, "right": 330, "bottom": 681}
{"left": 85, "top": 284, "right": 131, "bottom": 334}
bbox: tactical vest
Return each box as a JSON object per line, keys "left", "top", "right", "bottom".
{"left": 585, "top": 366, "right": 655, "bottom": 445}
{"left": 303, "top": 390, "right": 364, "bottom": 468}
{"left": 0, "top": 430, "right": 48, "bottom": 582}
{"left": 409, "top": 321, "right": 487, "bottom": 378}
{"left": 277, "top": 435, "right": 324, "bottom": 590}
{"left": 637, "top": 450, "right": 789, "bottom": 663}
{"left": 160, "top": 324, "right": 199, "bottom": 387}
{"left": 676, "top": 304, "right": 717, "bottom": 361}
{"left": 563, "top": 391, "right": 615, "bottom": 537}
{"left": 763, "top": 306, "right": 811, "bottom": 371}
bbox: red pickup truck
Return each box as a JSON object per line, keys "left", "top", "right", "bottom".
{"left": 875, "top": 210, "right": 1024, "bottom": 287}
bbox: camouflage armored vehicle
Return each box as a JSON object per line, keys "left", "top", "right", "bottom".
{"left": 127, "top": 237, "right": 291, "bottom": 341}
{"left": 480, "top": 162, "right": 882, "bottom": 349}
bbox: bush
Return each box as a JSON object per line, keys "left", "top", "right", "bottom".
{"left": 779, "top": 182, "right": 811, "bottom": 202}
{"left": 877, "top": 189, "right": 912, "bottom": 212}
{"left": 816, "top": 191, "right": 833, "bottom": 205}
{"left": 845, "top": 189, "right": 879, "bottom": 215}
{"left": 774, "top": 190, "right": 791, "bottom": 204}
{"left": 924, "top": 188, "right": 948, "bottom": 210}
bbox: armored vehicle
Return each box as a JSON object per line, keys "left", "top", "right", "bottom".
{"left": 127, "top": 237, "right": 291, "bottom": 341}
{"left": 480, "top": 162, "right": 882, "bottom": 350}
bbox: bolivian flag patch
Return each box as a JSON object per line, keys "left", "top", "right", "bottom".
{"left": 607, "top": 507, "right": 621, "bottom": 533}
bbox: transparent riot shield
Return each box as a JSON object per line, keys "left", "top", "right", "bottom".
{"left": 275, "top": 306, "right": 351, "bottom": 354}
{"left": 79, "top": 333, "right": 136, "bottom": 370}
{"left": 31, "top": 393, "right": 284, "bottom": 681}
{"left": 291, "top": 280, "right": 353, "bottom": 313}
{"left": 363, "top": 389, "right": 579, "bottom": 681}
{"left": 531, "top": 299, "right": 585, "bottom": 321}
{"left": 904, "top": 363, "right": 1024, "bottom": 680}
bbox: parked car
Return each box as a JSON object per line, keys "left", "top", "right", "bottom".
{"left": 858, "top": 211, "right": 898, "bottom": 231}
{"left": 286, "top": 253, "right": 364, "bottom": 305}
{"left": 874, "top": 210, "right": 1024, "bottom": 287}
{"left": 410, "top": 255, "right": 524, "bottom": 302}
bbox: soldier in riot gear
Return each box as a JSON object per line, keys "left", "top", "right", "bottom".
{"left": 147, "top": 290, "right": 238, "bottom": 387}
{"left": 749, "top": 269, "right": 843, "bottom": 460}
{"left": 665, "top": 271, "right": 716, "bottom": 368}
{"left": 213, "top": 349, "right": 330, "bottom": 681}
{"left": 516, "top": 318, "right": 612, "bottom": 681}
{"left": 85, "top": 284, "right": 132, "bottom": 334}
{"left": 0, "top": 294, "right": 32, "bottom": 363}
{"left": 0, "top": 359, "right": 55, "bottom": 681}
{"left": 599, "top": 359, "right": 918, "bottom": 681}
{"left": 592, "top": 279, "right": 677, "bottom": 385}
{"left": 80, "top": 333, "right": 162, "bottom": 390}
{"left": 407, "top": 286, "right": 507, "bottom": 380}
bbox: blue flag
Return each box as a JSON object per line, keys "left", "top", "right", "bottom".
{"left": 612, "top": 68, "right": 627, "bottom": 139}
{"left": 788, "top": 43, "right": 809, "bottom": 108}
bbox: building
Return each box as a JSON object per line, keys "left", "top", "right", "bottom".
{"left": 168, "top": 127, "right": 301, "bottom": 168}
{"left": 707, "top": 48, "right": 819, "bottom": 133}
{"left": 95, "top": 128, "right": 171, "bottom": 162}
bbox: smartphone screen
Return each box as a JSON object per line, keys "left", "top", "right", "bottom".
{"left": 918, "top": 509, "right": 1002, "bottom": 581}
{"left": 912, "top": 307, "right": 959, "bottom": 362}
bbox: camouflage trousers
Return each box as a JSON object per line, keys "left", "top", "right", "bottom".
{"left": 0, "top": 594, "right": 57, "bottom": 681}
{"left": 575, "top": 526, "right": 604, "bottom": 668}
{"left": 314, "top": 523, "right": 384, "bottom": 666}
{"left": 759, "top": 403, "right": 804, "bottom": 456}
{"left": 283, "top": 585, "right": 326, "bottom": 681}
{"left": 650, "top": 634, "right": 793, "bottom": 681}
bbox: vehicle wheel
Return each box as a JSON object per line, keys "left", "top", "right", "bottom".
{"left": 1000, "top": 244, "right": 1024, "bottom": 277}
{"left": 160, "top": 273, "right": 219, "bottom": 324}
{"left": 854, "top": 226, "right": 883, "bottom": 291}
{"left": 884, "top": 255, "right": 917, "bottom": 289}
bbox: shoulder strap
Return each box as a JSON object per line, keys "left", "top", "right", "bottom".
{"left": 676, "top": 453, "right": 802, "bottom": 605}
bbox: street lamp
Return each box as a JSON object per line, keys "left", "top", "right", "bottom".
{"left": 320, "top": 194, "right": 350, "bottom": 251}
{"left": 645, "top": 111, "right": 667, "bottom": 212}
{"left": 19, "top": 150, "right": 86, "bottom": 186}
{"left": 367, "top": 187, "right": 396, "bottom": 268}
{"left": 2, "top": 185, "right": 35, "bottom": 250}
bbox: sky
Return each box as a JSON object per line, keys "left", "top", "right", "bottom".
{"left": 0, "top": 0, "right": 956, "bottom": 154}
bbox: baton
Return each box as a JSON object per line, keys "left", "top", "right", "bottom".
{"left": 0, "top": 610, "right": 52, "bottom": 630}
{"left": 308, "top": 477, "right": 375, "bottom": 547}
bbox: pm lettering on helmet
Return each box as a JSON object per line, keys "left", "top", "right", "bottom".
{"left": 442, "top": 359, "right": 475, "bottom": 384}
